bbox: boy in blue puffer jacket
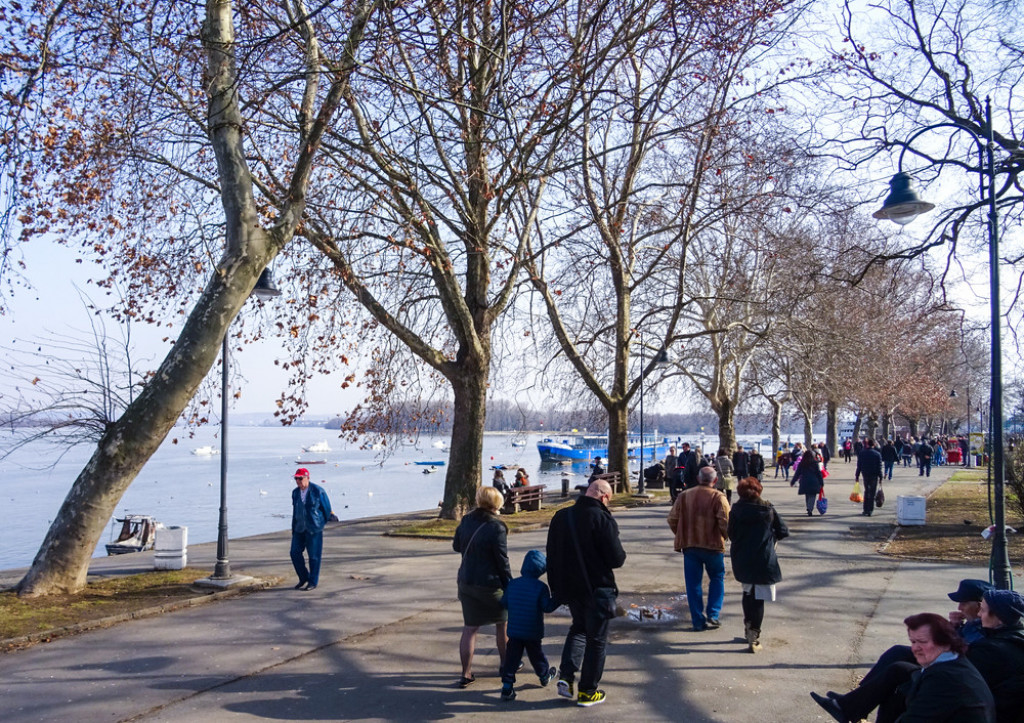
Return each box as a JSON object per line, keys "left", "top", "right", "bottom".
{"left": 499, "top": 549, "right": 560, "bottom": 701}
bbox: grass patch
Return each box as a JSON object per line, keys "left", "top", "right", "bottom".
{"left": 1, "top": 568, "right": 215, "bottom": 646}
{"left": 387, "top": 491, "right": 657, "bottom": 539}
{"left": 883, "top": 471, "right": 1024, "bottom": 563}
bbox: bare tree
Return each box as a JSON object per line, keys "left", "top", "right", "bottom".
{"left": 2, "top": 0, "right": 379, "bottom": 595}
{"left": 524, "top": 0, "right": 803, "bottom": 483}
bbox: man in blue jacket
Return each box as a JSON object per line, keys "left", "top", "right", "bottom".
{"left": 290, "top": 467, "right": 333, "bottom": 591}
{"left": 855, "top": 439, "right": 884, "bottom": 517}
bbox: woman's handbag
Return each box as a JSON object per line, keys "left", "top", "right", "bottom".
{"left": 875, "top": 483, "right": 885, "bottom": 508}
{"left": 816, "top": 487, "right": 828, "bottom": 515}
{"left": 850, "top": 481, "right": 863, "bottom": 503}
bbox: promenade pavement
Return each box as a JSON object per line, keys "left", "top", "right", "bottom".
{"left": 0, "top": 457, "right": 1005, "bottom": 722}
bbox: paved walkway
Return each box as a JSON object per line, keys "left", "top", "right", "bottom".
{"left": 0, "top": 459, "right": 1006, "bottom": 722}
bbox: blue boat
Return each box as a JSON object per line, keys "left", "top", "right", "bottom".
{"left": 414, "top": 460, "right": 446, "bottom": 466}
{"left": 537, "top": 433, "right": 671, "bottom": 464}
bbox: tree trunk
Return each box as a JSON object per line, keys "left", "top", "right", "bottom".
{"left": 803, "top": 411, "right": 813, "bottom": 448}
{"left": 826, "top": 400, "right": 838, "bottom": 457}
{"left": 866, "top": 411, "right": 879, "bottom": 441}
{"left": 440, "top": 364, "right": 489, "bottom": 519}
{"left": 853, "top": 413, "right": 863, "bottom": 441}
{"left": 881, "top": 413, "right": 891, "bottom": 439}
{"left": 770, "top": 398, "right": 782, "bottom": 467}
{"left": 18, "top": 257, "right": 270, "bottom": 596}
{"left": 716, "top": 400, "right": 736, "bottom": 456}
{"left": 908, "top": 417, "right": 920, "bottom": 438}
{"left": 607, "top": 403, "right": 631, "bottom": 494}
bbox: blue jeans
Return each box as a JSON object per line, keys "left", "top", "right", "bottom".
{"left": 559, "top": 598, "right": 610, "bottom": 693}
{"left": 883, "top": 461, "right": 894, "bottom": 480}
{"left": 683, "top": 548, "right": 725, "bottom": 629}
{"left": 290, "top": 530, "right": 323, "bottom": 586}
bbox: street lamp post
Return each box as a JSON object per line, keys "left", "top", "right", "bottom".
{"left": 206, "top": 267, "right": 281, "bottom": 585}
{"left": 873, "top": 98, "right": 1011, "bottom": 589}
{"left": 637, "top": 340, "right": 669, "bottom": 497}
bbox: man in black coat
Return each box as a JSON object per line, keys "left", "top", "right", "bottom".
{"left": 855, "top": 438, "right": 884, "bottom": 517}
{"left": 732, "top": 444, "right": 750, "bottom": 479}
{"left": 880, "top": 440, "right": 900, "bottom": 480}
{"left": 669, "top": 443, "right": 692, "bottom": 502}
{"left": 682, "top": 447, "right": 710, "bottom": 491}
{"left": 546, "top": 479, "right": 627, "bottom": 707}
{"left": 917, "top": 439, "right": 934, "bottom": 477}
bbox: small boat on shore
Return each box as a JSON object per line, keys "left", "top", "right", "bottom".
{"left": 191, "top": 445, "right": 219, "bottom": 456}
{"left": 106, "top": 515, "right": 162, "bottom": 555}
{"left": 415, "top": 460, "right": 446, "bottom": 466}
{"left": 296, "top": 459, "right": 327, "bottom": 465}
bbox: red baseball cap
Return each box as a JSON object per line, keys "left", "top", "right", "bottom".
{"left": 294, "top": 468, "right": 310, "bottom": 478}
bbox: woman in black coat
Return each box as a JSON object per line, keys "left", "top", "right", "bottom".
{"left": 791, "top": 449, "right": 824, "bottom": 516}
{"left": 728, "top": 477, "right": 789, "bottom": 653}
{"left": 452, "top": 486, "right": 512, "bottom": 688}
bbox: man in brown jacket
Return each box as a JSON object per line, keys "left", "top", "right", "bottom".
{"left": 667, "top": 466, "right": 730, "bottom": 631}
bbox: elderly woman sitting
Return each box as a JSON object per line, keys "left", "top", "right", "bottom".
{"left": 811, "top": 612, "right": 994, "bottom": 722}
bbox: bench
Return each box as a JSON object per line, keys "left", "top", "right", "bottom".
{"left": 584, "top": 471, "right": 623, "bottom": 494}
{"left": 502, "top": 484, "right": 546, "bottom": 514}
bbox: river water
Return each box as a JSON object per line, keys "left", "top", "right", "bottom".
{"left": 0, "top": 426, "right": 770, "bottom": 570}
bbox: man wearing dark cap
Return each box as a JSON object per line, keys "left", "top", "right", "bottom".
{"left": 948, "top": 578, "right": 994, "bottom": 644}
{"left": 968, "top": 589, "right": 1024, "bottom": 723}
{"left": 290, "top": 468, "right": 333, "bottom": 591}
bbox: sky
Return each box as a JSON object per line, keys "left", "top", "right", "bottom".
{"left": 0, "top": 242, "right": 358, "bottom": 418}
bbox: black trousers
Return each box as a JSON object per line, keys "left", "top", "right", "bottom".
{"left": 501, "top": 636, "right": 550, "bottom": 685}
{"left": 835, "top": 645, "right": 917, "bottom": 722}
{"left": 862, "top": 475, "right": 881, "bottom": 514}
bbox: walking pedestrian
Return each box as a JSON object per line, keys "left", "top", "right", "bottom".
{"left": 917, "top": 438, "right": 934, "bottom": 477}
{"left": 453, "top": 486, "right": 512, "bottom": 688}
{"left": 667, "top": 466, "right": 730, "bottom": 631}
{"left": 748, "top": 448, "right": 765, "bottom": 482}
{"left": 546, "top": 479, "right": 626, "bottom": 707}
{"left": 714, "top": 448, "right": 736, "bottom": 504}
{"left": 791, "top": 450, "right": 824, "bottom": 516}
{"left": 728, "top": 477, "right": 789, "bottom": 653}
{"left": 880, "top": 440, "right": 898, "bottom": 480}
{"left": 290, "top": 467, "right": 334, "bottom": 592}
{"left": 499, "top": 550, "right": 560, "bottom": 701}
{"left": 856, "top": 438, "right": 884, "bottom": 517}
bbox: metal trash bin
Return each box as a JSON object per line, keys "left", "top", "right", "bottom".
{"left": 154, "top": 526, "right": 188, "bottom": 570}
{"left": 896, "top": 497, "right": 926, "bottom": 526}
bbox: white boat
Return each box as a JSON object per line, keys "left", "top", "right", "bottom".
{"left": 106, "top": 514, "right": 163, "bottom": 555}
{"left": 191, "top": 445, "right": 219, "bottom": 456}
{"left": 431, "top": 440, "right": 448, "bottom": 450}
{"left": 303, "top": 440, "right": 332, "bottom": 453}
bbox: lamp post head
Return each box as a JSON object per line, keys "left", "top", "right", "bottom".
{"left": 252, "top": 267, "right": 282, "bottom": 300}
{"left": 654, "top": 348, "right": 669, "bottom": 366}
{"left": 873, "top": 172, "right": 936, "bottom": 225}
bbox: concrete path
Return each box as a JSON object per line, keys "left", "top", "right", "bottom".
{"left": 0, "top": 459, "right": 1002, "bottom": 722}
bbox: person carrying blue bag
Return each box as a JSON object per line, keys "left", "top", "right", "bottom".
{"left": 499, "top": 549, "right": 560, "bottom": 701}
